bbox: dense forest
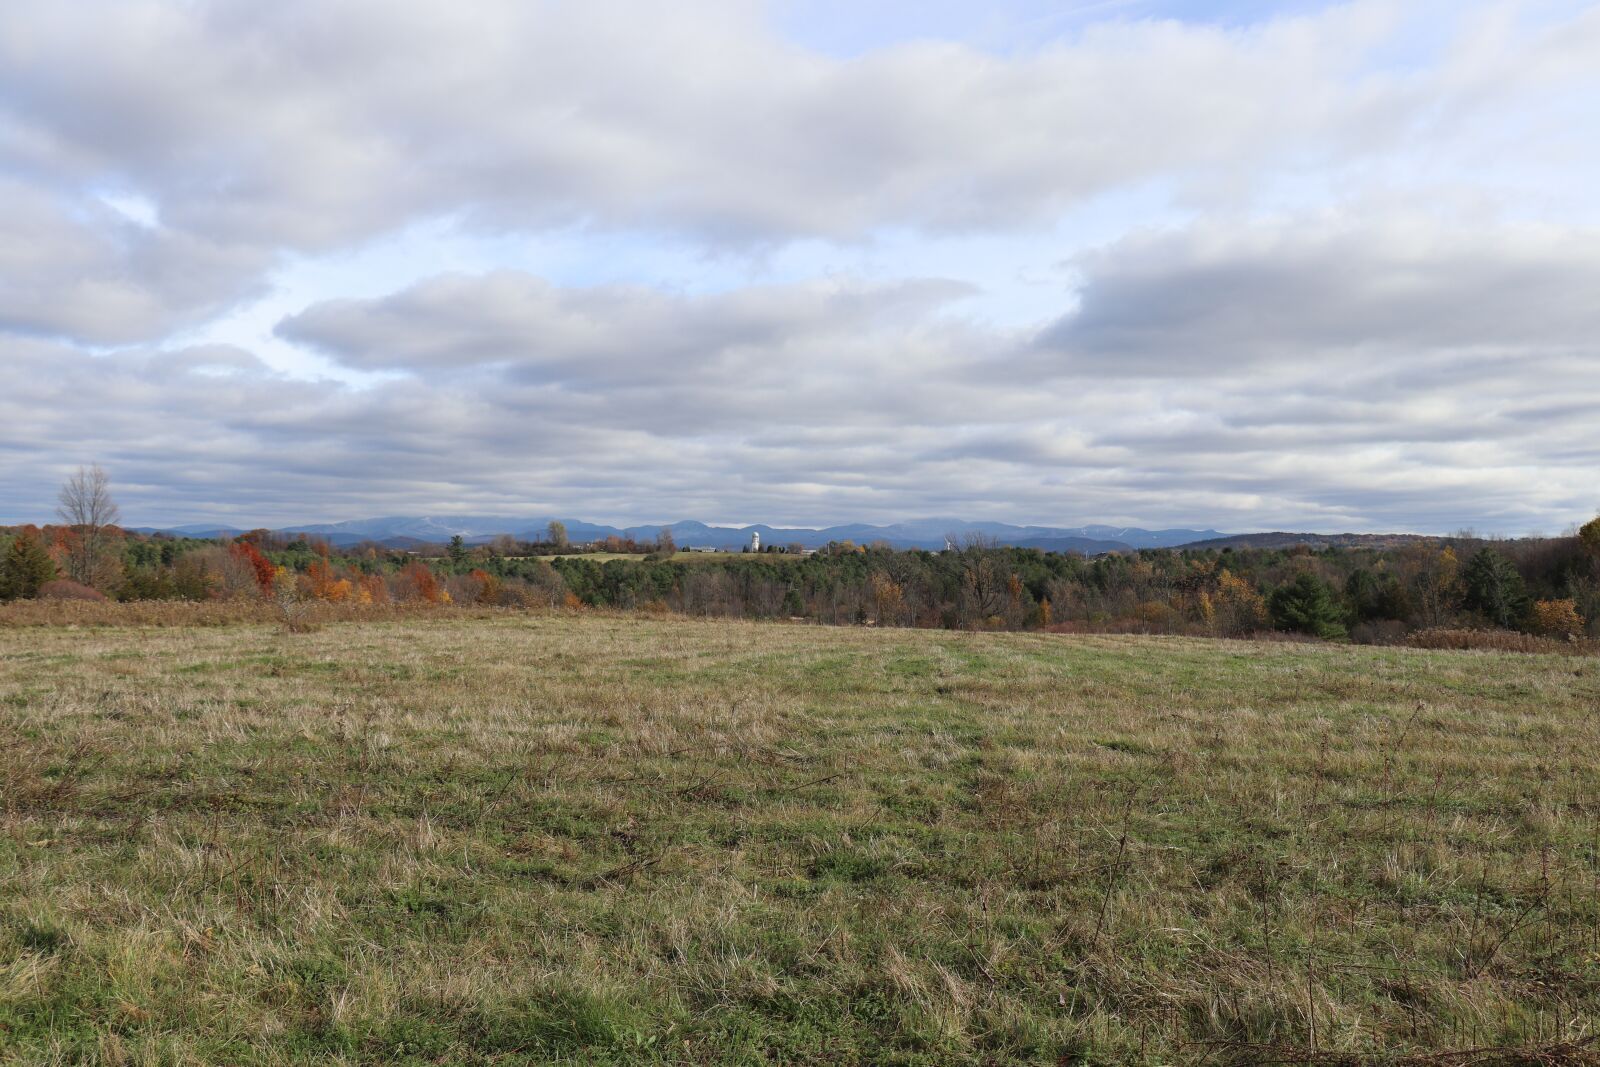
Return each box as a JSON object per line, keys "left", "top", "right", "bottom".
{"left": 5, "top": 515, "right": 1599, "bottom": 645}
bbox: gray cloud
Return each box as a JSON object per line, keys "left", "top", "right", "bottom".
{"left": 0, "top": 1, "right": 1433, "bottom": 249}
{"left": 0, "top": 2, "right": 1591, "bottom": 346}
{"left": 277, "top": 273, "right": 979, "bottom": 380}
{"left": 5, "top": 215, "right": 1599, "bottom": 534}
{"left": 1034, "top": 220, "right": 1600, "bottom": 375}
{"left": 0, "top": 179, "right": 270, "bottom": 345}
{"left": 1, "top": 2, "right": 1597, "bottom": 533}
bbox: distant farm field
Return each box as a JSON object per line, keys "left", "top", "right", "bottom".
{"left": 3, "top": 611, "right": 1599, "bottom": 1065}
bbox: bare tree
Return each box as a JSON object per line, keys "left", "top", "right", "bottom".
{"left": 56, "top": 464, "right": 122, "bottom": 587}
{"left": 956, "top": 533, "right": 1009, "bottom": 628}
{"left": 547, "top": 520, "right": 569, "bottom": 549}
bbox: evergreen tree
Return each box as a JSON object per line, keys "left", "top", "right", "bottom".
{"left": 1462, "top": 547, "right": 1529, "bottom": 629}
{"left": 447, "top": 534, "right": 468, "bottom": 567}
{"left": 1269, "top": 571, "right": 1346, "bottom": 639}
{"left": 0, "top": 531, "right": 59, "bottom": 600}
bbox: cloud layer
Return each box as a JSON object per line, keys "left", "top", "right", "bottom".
{"left": 1, "top": 1, "right": 1597, "bottom": 532}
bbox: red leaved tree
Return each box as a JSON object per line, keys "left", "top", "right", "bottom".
{"left": 230, "top": 539, "right": 276, "bottom": 596}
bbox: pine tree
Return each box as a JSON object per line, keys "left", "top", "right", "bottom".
{"left": 1268, "top": 572, "right": 1346, "bottom": 639}
{"left": 1462, "top": 548, "right": 1529, "bottom": 630}
{"left": 0, "top": 531, "right": 59, "bottom": 600}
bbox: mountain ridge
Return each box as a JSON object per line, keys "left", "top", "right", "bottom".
{"left": 127, "top": 516, "right": 1229, "bottom": 552}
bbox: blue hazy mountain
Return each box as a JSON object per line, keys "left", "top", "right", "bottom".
{"left": 132, "top": 515, "right": 1226, "bottom": 552}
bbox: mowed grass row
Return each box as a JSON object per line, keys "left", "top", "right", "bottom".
{"left": 2, "top": 613, "right": 1598, "bottom": 1065}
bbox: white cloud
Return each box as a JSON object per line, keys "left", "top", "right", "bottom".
{"left": 6, "top": 0, "right": 1576, "bottom": 255}
{"left": 0, "top": 179, "right": 269, "bottom": 344}
{"left": 6, "top": 213, "right": 1599, "bottom": 533}
{"left": 1034, "top": 216, "right": 1600, "bottom": 374}
{"left": 0, "top": 1, "right": 1597, "bottom": 531}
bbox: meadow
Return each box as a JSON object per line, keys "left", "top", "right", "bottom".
{"left": 2, "top": 608, "right": 1598, "bottom": 1065}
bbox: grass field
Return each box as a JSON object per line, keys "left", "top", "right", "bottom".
{"left": 3, "top": 611, "right": 1599, "bottom": 1065}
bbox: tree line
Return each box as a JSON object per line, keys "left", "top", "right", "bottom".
{"left": 5, "top": 468, "right": 1598, "bottom": 644}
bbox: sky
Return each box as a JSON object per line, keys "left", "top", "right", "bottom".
{"left": 1, "top": 0, "right": 1598, "bottom": 534}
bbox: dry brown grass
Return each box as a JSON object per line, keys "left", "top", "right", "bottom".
{"left": 1406, "top": 628, "right": 1600, "bottom": 656}
{"left": 0, "top": 598, "right": 520, "bottom": 629}
{"left": 1, "top": 610, "right": 1598, "bottom": 1064}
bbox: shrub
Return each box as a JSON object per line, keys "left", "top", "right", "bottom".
{"left": 397, "top": 562, "right": 444, "bottom": 604}
{"left": 272, "top": 568, "right": 317, "bottom": 633}
{"left": 468, "top": 568, "right": 503, "bottom": 605}
{"left": 1530, "top": 599, "right": 1585, "bottom": 638}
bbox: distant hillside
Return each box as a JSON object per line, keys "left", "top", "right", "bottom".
{"left": 1178, "top": 531, "right": 1439, "bottom": 551}
{"left": 1012, "top": 536, "right": 1137, "bottom": 555}
{"left": 128, "top": 524, "right": 245, "bottom": 540}
{"left": 127, "top": 516, "right": 1227, "bottom": 553}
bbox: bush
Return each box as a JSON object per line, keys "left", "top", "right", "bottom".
{"left": 1530, "top": 599, "right": 1585, "bottom": 638}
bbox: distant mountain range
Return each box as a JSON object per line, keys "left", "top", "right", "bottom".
{"left": 1178, "top": 531, "right": 1439, "bottom": 551}
{"left": 129, "top": 516, "right": 1229, "bottom": 553}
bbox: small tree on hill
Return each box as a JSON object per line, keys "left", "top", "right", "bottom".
{"left": 56, "top": 464, "right": 122, "bottom": 589}
{"left": 1581, "top": 516, "right": 1600, "bottom": 562}
{"left": 1269, "top": 572, "right": 1346, "bottom": 639}
{"left": 1462, "top": 547, "right": 1529, "bottom": 630}
{"left": 0, "top": 530, "right": 58, "bottom": 600}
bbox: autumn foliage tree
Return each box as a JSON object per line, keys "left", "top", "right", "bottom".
{"left": 1582, "top": 516, "right": 1600, "bottom": 562}
{"left": 868, "top": 571, "right": 904, "bottom": 626}
{"left": 468, "top": 568, "right": 503, "bottom": 605}
{"left": 1213, "top": 569, "right": 1268, "bottom": 637}
{"left": 229, "top": 539, "right": 276, "bottom": 596}
{"left": 400, "top": 561, "right": 445, "bottom": 603}
{"left": 305, "top": 553, "right": 353, "bottom": 601}
{"left": 1530, "top": 599, "right": 1584, "bottom": 638}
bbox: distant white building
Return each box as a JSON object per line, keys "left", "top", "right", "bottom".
{"left": 750, "top": 531, "right": 761, "bottom": 552}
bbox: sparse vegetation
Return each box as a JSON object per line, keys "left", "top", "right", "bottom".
{"left": 3, "top": 607, "right": 1599, "bottom": 1064}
